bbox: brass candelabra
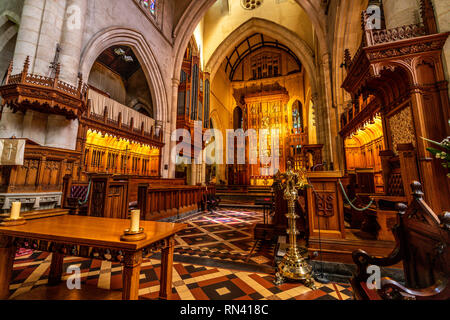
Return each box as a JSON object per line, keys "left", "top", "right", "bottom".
{"left": 274, "top": 162, "right": 316, "bottom": 289}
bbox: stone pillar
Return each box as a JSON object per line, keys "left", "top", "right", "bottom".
{"left": 190, "top": 164, "right": 197, "bottom": 186}
{"left": 168, "top": 79, "right": 180, "bottom": 178}
{"left": 12, "top": 0, "right": 45, "bottom": 73}
{"left": 45, "top": 115, "right": 78, "bottom": 150}
{"left": 383, "top": 0, "right": 420, "bottom": 29}
{"left": 59, "top": 0, "right": 88, "bottom": 85}
{"left": 33, "top": 0, "right": 66, "bottom": 76}
{"left": 201, "top": 162, "right": 206, "bottom": 184}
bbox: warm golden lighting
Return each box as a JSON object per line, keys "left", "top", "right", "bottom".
{"left": 85, "top": 129, "right": 160, "bottom": 176}
{"left": 344, "top": 115, "right": 384, "bottom": 173}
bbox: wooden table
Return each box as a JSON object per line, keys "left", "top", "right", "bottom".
{"left": 0, "top": 215, "right": 186, "bottom": 300}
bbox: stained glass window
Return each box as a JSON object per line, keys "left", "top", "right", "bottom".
{"left": 292, "top": 101, "right": 303, "bottom": 134}
{"left": 142, "top": 0, "right": 156, "bottom": 16}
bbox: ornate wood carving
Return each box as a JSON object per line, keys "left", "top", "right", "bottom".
{"left": 351, "top": 182, "right": 450, "bottom": 300}
{"left": 315, "top": 192, "right": 335, "bottom": 217}
{"left": 341, "top": 2, "right": 450, "bottom": 213}
{"left": 0, "top": 57, "right": 88, "bottom": 120}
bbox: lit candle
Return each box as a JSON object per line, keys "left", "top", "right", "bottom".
{"left": 130, "top": 209, "right": 140, "bottom": 233}
{"left": 10, "top": 202, "right": 21, "bottom": 220}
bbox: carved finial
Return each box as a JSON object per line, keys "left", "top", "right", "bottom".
{"left": 411, "top": 181, "right": 424, "bottom": 199}
{"left": 396, "top": 202, "right": 408, "bottom": 215}
{"left": 5, "top": 60, "right": 13, "bottom": 84}
{"left": 77, "top": 72, "right": 83, "bottom": 92}
{"left": 21, "top": 56, "right": 30, "bottom": 82}
{"left": 420, "top": 0, "right": 437, "bottom": 34}
{"left": 344, "top": 49, "right": 352, "bottom": 69}
{"left": 23, "top": 56, "right": 30, "bottom": 73}
{"left": 55, "top": 63, "right": 61, "bottom": 78}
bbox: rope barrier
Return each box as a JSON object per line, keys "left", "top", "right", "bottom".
{"left": 337, "top": 179, "right": 374, "bottom": 212}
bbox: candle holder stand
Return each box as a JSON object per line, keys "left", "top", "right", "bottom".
{"left": 0, "top": 216, "right": 26, "bottom": 227}
{"left": 274, "top": 162, "right": 316, "bottom": 290}
{"left": 120, "top": 227, "right": 147, "bottom": 242}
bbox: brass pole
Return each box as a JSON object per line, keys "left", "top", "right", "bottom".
{"left": 274, "top": 162, "right": 316, "bottom": 289}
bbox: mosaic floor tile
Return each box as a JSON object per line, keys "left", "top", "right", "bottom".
{"left": 8, "top": 209, "right": 353, "bottom": 300}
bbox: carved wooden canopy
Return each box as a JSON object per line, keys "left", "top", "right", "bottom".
{"left": 0, "top": 57, "right": 88, "bottom": 120}
{"left": 340, "top": 0, "right": 449, "bottom": 138}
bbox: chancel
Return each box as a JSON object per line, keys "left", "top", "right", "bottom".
{"left": 0, "top": 0, "right": 448, "bottom": 302}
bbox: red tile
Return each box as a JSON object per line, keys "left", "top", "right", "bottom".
{"left": 197, "top": 275, "right": 229, "bottom": 287}
{"left": 294, "top": 289, "right": 327, "bottom": 300}
{"left": 190, "top": 287, "right": 210, "bottom": 300}
{"left": 231, "top": 278, "right": 256, "bottom": 295}
{"left": 248, "top": 273, "right": 274, "bottom": 289}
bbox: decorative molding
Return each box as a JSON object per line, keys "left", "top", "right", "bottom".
{"left": 0, "top": 58, "right": 87, "bottom": 120}
{"left": 315, "top": 192, "right": 335, "bottom": 217}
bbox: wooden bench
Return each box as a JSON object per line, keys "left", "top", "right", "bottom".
{"left": 350, "top": 181, "right": 450, "bottom": 300}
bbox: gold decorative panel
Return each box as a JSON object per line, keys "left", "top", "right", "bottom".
{"left": 388, "top": 105, "right": 416, "bottom": 154}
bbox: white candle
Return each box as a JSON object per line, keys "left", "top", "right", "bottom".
{"left": 10, "top": 202, "right": 21, "bottom": 220}
{"left": 130, "top": 209, "right": 140, "bottom": 233}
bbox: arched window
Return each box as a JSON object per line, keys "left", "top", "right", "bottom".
{"left": 142, "top": 0, "right": 156, "bottom": 16}
{"left": 292, "top": 100, "right": 303, "bottom": 134}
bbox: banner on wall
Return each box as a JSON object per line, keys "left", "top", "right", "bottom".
{"left": 0, "top": 139, "right": 25, "bottom": 165}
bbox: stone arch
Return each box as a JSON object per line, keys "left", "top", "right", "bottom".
{"left": 172, "top": 0, "right": 327, "bottom": 83}
{"left": 205, "top": 18, "right": 316, "bottom": 94}
{"left": 79, "top": 27, "right": 168, "bottom": 125}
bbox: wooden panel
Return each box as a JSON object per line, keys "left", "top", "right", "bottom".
{"left": 307, "top": 173, "right": 346, "bottom": 240}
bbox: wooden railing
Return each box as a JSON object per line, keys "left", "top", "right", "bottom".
{"left": 85, "top": 100, "right": 163, "bottom": 144}
{"left": 1, "top": 56, "right": 88, "bottom": 120}
{"left": 85, "top": 174, "right": 209, "bottom": 221}
{"left": 143, "top": 185, "right": 206, "bottom": 221}
{"left": 366, "top": 23, "right": 427, "bottom": 46}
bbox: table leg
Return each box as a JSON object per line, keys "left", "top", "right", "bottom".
{"left": 159, "top": 237, "right": 174, "bottom": 300}
{"left": 0, "top": 236, "right": 16, "bottom": 300}
{"left": 122, "top": 250, "right": 142, "bottom": 300}
{"left": 48, "top": 251, "right": 65, "bottom": 286}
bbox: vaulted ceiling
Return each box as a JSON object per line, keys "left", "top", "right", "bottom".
{"left": 95, "top": 45, "right": 141, "bottom": 81}
{"left": 200, "top": 0, "right": 315, "bottom": 69}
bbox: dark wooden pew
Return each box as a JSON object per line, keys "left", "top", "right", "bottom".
{"left": 350, "top": 181, "right": 450, "bottom": 300}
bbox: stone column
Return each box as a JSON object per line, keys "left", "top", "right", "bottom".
{"left": 12, "top": 0, "right": 45, "bottom": 73}
{"left": 190, "top": 164, "right": 197, "bottom": 186}
{"left": 59, "top": 0, "right": 88, "bottom": 85}
{"left": 168, "top": 79, "right": 180, "bottom": 178}
{"left": 201, "top": 162, "right": 206, "bottom": 184}
{"left": 383, "top": 0, "right": 420, "bottom": 29}
{"left": 33, "top": 0, "right": 66, "bottom": 76}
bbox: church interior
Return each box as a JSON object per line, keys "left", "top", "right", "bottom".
{"left": 0, "top": 0, "right": 449, "bottom": 302}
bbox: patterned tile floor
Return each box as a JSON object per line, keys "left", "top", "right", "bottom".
{"left": 10, "top": 252, "right": 353, "bottom": 300}
{"left": 9, "top": 208, "right": 353, "bottom": 300}
{"left": 173, "top": 208, "right": 275, "bottom": 266}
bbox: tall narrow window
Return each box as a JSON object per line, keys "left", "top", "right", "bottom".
{"left": 142, "top": 0, "right": 156, "bottom": 16}
{"left": 292, "top": 100, "right": 303, "bottom": 134}
{"left": 191, "top": 64, "right": 199, "bottom": 120}
{"left": 204, "top": 79, "right": 210, "bottom": 128}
